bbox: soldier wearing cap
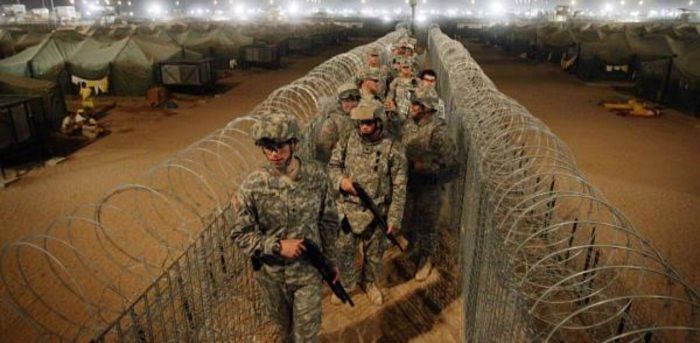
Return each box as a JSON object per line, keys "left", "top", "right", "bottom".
{"left": 385, "top": 59, "right": 420, "bottom": 132}
{"left": 230, "top": 113, "right": 340, "bottom": 342}
{"left": 399, "top": 95, "right": 458, "bottom": 282}
{"left": 314, "top": 83, "right": 361, "bottom": 164}
{"left": 328, "top": 101, "right": 407, "bottom": 306}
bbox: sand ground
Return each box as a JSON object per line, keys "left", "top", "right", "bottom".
{"left": 465, "top": 42, "right": 700, "bottom": 289}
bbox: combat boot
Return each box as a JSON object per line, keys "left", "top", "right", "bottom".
{"left": 415, "top": 257, "right": 432, "bottom": 282}
{"left": 365, "top": 282, "right": 383, "bottom": 305}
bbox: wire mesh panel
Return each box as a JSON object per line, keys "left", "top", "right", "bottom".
{"left": 0, "top": 27, "right": 408, "bottom": 342}
{"left": 427, "top": 25, "right": 699, "bottom": 343}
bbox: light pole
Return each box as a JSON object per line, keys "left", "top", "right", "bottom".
{"left": 409, "top": 0, "right": 417, "bottom": 34}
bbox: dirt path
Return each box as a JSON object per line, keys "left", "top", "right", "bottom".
{"left": 465, "top": 42, "right": 700, "bottom": 289}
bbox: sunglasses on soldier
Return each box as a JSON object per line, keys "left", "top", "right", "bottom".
{"left": 358, "top": 119, "right": 376, "bottom": 126}
{"left": 259, "top": 139, "right": 293, "bottom": 152}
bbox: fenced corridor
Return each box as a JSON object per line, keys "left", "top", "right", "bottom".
{"left": 1, "top": 25, "right": 697, "bottom": 342}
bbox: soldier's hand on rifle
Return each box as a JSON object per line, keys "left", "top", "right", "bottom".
{"left": 385, "top": 99, "right": 396, "bottom": 112}
{"left": 340, "top": 177, "right": 357, "bottom": 196}
{"left": 279, "top": 239, "right": 305, "bottom": 259}
{"left": 332, "top": 267, "right": 340, "bottom": 285}
{"left": 387, "top": 224, "right": 398, "bottom": 235}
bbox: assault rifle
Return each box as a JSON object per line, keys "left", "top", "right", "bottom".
{"left": 251, "top": 240, "right": 354, "bottom": 307}
{"left": 302, "top": 239, "right": 354, "bottom": 307}
{"left": 351, "top": 182, "right": 405, "bottom": 252}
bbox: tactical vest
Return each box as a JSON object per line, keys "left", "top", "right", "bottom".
{"left": 338, "top": 132, "right": 396, "bottom": 234}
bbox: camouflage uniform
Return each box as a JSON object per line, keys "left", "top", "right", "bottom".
{"left": 314, "top": 84, "right": 359, "bottom": 164}
{"left": 399, "top": 102, "right": 458, "bottom": 271}
{"left": 328, "top": 104, "right": 408, "bottom": 292}
{"left": 230, "top": 114, "right": 339, "bottom": 343}
{"left": 387, "top": 66, "right": 420, "bottom": 133}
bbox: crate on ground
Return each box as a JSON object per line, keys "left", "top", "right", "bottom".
{"left": 242, "top": 44, "right": 281, "bottom": 68}
{"left": 158, "top": 58, "right": 217, "bottom": 93}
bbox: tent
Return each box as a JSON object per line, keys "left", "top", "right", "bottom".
{"left": 575, "top": 30, "right": 633, "bottom": 81}
{"left": 0, "top": 73, "right": 66, "bottom": 142}
{"left": 627, "top": 29, "right": 675, "bottom": 101}
{"left": 174, "top": 27, "right": 248, "bottom": 66}
{"left": 67, "top": 36, "right": 201, "bottom": 96}
{"left": 665, "top": 36, "right": 700, "bottom": 115}
{"left": 504, "top": 24, "right": 538, "bottom": 55}
{"left": 0, "top": 30, "right": 85, "bottom": 92}
{"left": 536, "top": 24, "right": 576, "bottom": 63}
{"left": 13, "top": 31, "right": 51, "bottom": 53}
{"left": 0, "top": 29, "right": 15, "bottom": 59}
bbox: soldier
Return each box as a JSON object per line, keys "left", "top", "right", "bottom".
{"left": 385, "top": 60, "right": 420, "bottom": 131}
{"left": 364, "top": 47, "right": 390, "bottom": 97}
{"left": 357, "top": 68, "right": 384, "bottom": 103}
{"left": 230, "top": 113, "right": 340, "bottom": 342}
{"left": 400, "top": 95, "right": 458, "bottom": 282}
{"left": 416, "top": 69, "right": 446, "bottom": 120}
{"left": 314, "top": 83, "right": 360, "bottom": 164}
{"left": 328, "top": 102, "right": 407, "bottom": 305}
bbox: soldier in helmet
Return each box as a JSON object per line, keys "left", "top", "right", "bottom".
{"left": 364, "top": 46, "right": 390, "bottom": 97}
{"left": 230, "top": 113, "right": 340, "bottom": 342}
{"left": 400, "top": 95, "right": 458, "bottom": 282}
{"left": 314, "top": 83, "right": 361, "bottom": 164}
{"left": 357, "top": 68, "right": 385, "bottom": 103}
{"left": 328, "top": 101, "right": 407, "bottom": 305}
{"left": 385, "top": 59, "right": 420, "bottom": 132}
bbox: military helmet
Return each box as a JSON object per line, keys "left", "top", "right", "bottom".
{"left": 350, "top": 101, "right": 383, "bottom": 121}
{"left": 337, "top": 82, "right": 360, "bottom": 100}
{"left": 412, "top": 94, "right": 439, "bottom": 112}
{"left": 367, "top": 46, "right": 382, "bottom": 56}
{"left": 358, "top": 68, "right": 381, "bottom": 82}
{"left": 251, "top": 113, "right": 301, "bottom": 144}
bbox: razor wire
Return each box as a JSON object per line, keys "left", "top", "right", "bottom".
{"left": 427, "top": 25, "right": 699, "bottom": 342}
{"left": 0, "top": 28, "right": 409, "bottom": 342}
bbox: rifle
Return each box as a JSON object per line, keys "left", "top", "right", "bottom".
{"left": 251, "top": 240, "right": 355, "bottom": 307}
{"left": 302, "top": 239, "right": 354, "bottom": 307}
{"left": 351, "top": 182, "right": 405, "bottom": 252}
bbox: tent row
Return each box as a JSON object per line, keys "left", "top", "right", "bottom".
{"left": 475, "top": 21, "right": 700, "bottom": 116}
{"left": 0, "top": 21, "right": 350, "bottom": 95}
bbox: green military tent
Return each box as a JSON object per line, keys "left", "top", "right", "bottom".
{"left": 0, "top": 30, "right": 85, "bottom": 92}
{"left": 627, "top": 28, "right": 675, "bottom": 101}
{"left": 576, "top": 29, "right": 633, "bottom": 81}
{"left": 67, "top": 36, "right": 201, "bottom": 95}
{"left": 13, "top": 31, "right": 51, "bottom": 53}
{"left": 0, "top": 29, "right": 15, "bottom": 59}
{"left": 536, "top": 24, "right": 576, "bottom": 63}
{"left": 665, "top": 36, "right": 700, "bottom": 115}
{"left": 0, "top": 73, "right": 66, "bottom": 143}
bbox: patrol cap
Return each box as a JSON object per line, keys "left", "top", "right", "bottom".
{"left": 251, "top": 113, "right": 301, "bottom": 144}
{"left": 337, "top": 82, "right": 360, "bottom": 100}
{"left": 350, "top": 101, "right": 383, "bottom": 121}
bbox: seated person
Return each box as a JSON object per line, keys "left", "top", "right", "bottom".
{"left": 61, "top": 110, "right": 104, "bottom": 139}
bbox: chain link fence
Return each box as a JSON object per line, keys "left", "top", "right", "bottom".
{"left": 427, "top": 26, "right": 699, "bottom": 342}
{"left": 0, "top": 28, "right": 408, "bottom": 341}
